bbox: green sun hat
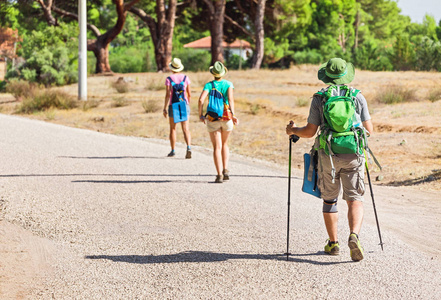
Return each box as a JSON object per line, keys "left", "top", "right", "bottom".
{"left": 209, "top": 61, "right": 228, "bottom": 78}
{"left": 318, "top": 58, "right": 355, "bottom": 85}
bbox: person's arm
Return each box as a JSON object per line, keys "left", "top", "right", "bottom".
{"left": 286, "top": 121, "right": 318, "bottom": 138}
{"left": 363, "top": 119, "right": 374, "bottom": 135}
{"left": 163, "top": 85, "right": 171, "bottom": 118}
{"left": 227, "top": 87, "right": 239, "bottom": 125}
{"left": 198, "top": 90, "right": 209, "bottom": 124}
{"left": 186, "top": 84, "right": 191, "bottom": 104}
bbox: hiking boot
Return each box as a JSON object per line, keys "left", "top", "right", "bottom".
{"left": 222, "top": 169, "right": 229, "bottom": 180}
{"left": 185, "top": 149, "right": 192, "bottom": 159}
{"left": 348, "top": 233, "right": 364, "bottom": 261}
{"left": 215, "top": 175, "right": 223, "bottom": 183}
{"left": 167, "top": 150, "right": 175, "bottom": 157}
{"left": 324, "top": 239, "right": 340, "bottom": 255}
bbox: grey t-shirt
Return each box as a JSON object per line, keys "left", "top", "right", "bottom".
{"left": 307, "top": 85, "right": 371, "bottom": 128}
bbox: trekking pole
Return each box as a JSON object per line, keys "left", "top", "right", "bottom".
{"left": 285, "top": 134, "right": 300, "bottom": 261}
{"left": 364, "top": 151, "right": 384, "bottom": 251}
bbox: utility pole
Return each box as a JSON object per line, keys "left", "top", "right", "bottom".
{"left": 78, "top": 0, "right": 87, "bottom": 100}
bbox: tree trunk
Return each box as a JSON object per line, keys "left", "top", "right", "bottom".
{"left": 210, "top": 0, "right": 226, "bottom": 64}
{"left": 251, "top": 0, "right": 266, "bottom": 69}
{"left": 129, "top": 0, "right": 177, "bottom": 72}
{"left": 353, "top": 9, "right": 360, "bottom": 54}
{"left": 36, "top": 0, "right": 58, "bottom": 26}
{"left": 88, "top": 37, "right": 112, "bottom": 74}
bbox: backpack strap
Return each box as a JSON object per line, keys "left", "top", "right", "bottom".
{"left": 180, "top": 75, "right": 187, "bottom": 86}
{"left": 210, "top": 81, "right": 227, "bottom": 104}
{"left": 168, "top": 76, "right": 176, "bottom": 87}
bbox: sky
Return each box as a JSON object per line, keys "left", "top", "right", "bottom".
{"left": 395, "top": 0, "right": 441, "bottom": 23}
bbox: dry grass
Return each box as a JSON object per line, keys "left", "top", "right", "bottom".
{"left": 1, "top": 66, "right": 441, "bottom": 190}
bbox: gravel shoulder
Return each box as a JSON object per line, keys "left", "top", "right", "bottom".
{"left": 0, "top": 114, "right": 440, "bottom": 299}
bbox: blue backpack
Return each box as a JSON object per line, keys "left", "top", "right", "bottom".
{"left": 205, "top": 81, "right": 226, "bottom": 121}
{"left": 168, "top": 76, "right": 187, "bottom": 103}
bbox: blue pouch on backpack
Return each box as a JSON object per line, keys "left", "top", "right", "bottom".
{"left": 302, "top": 153, "right": 321, "bottom": 198}
{"left": 172, "top": 101, "right": 188, "bottom": 123}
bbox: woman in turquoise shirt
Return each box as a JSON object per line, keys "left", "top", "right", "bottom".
{"left": 198, "top": 61, "right": 239, "bottom": 183}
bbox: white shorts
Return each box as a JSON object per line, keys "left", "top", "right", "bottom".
{"left": 206, "top": 120, "right": 234, "bottom": 133}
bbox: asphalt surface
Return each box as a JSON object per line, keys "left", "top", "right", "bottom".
{"left": 0, "top": 114, "right": 440, "bottom": 299}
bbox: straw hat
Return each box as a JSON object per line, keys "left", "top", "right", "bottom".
{"left": 317, "top": 58, "right": 355, "bottom": 85}
{"left": 169, "top": 58, "right": 184, "bottom": 72}
{"left": 209, "top": 61, "right": 228, "bottom": 78}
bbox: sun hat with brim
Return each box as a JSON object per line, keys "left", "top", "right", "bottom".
{"left": 209, "top": 61, "right": 228, "bottom": 77}
{"left": 169, "top": 57, "right": 184, "bottom": 72}
{"left": 318, "top": 58, "right": 355, "bottom": 85}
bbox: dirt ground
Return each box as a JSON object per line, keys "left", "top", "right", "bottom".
{"left": 0, "top": 66, "right": 440, "bottom": 190}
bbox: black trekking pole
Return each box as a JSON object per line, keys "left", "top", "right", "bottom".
{"left": 364, "top": 158, "right": 384, "bottom": 251}
{"left": 285, "top": 134, "right": 300, "bottom": 261}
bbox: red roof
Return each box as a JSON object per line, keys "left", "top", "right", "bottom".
{"left": 184, "top": 36, "right": 251, "bottom": 49}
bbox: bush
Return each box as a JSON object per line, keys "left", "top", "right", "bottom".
{"left": 16, "top": 89, "right": 78, "bottom": 114}
{"left": 141, "top": 99, "right": 161, "bottom": 113}
{"left": 375, "top": 85, "right": 417, "bottom": 104}
{"left": 293, "top": 49, "right": 324, "bottom": 65}
{"left": 427, "top": 88, "right": 441, "bottom": 102}
{"left": 111, "top": 97, "right": 128, "bottom": 107}
{"left": 171, "top": 48, "right": 211, "bottom": 72}
{"left": 5, "top": 79, "right": 36, "bottom": 100}
{"left": 7, "top": 23, "right": 79, "bottom": 86}
{"left": 109, "top": 45, "right": 153, "bottom": 73}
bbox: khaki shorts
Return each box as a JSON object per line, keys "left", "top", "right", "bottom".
{"left": 206, "top": 119, "right": 234, "bottom": 133}
{"left": 317, "top": 149, "right": 365, "bottom": 202}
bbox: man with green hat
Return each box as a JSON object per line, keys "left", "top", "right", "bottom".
{"left": 285, "top": 58, "right": 374, "bottom": 261}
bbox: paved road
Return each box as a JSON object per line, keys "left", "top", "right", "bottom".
{"left": 0, "top": 114, "right": 440, "bottom": 299}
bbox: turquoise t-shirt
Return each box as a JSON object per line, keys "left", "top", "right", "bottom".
{"left": 203, "top": 79, "right": 234, "bottom": 105}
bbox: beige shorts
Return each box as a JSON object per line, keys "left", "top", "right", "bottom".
{"left": 206, "top": 119, "right": 234, "bottom": 133}
{"left": 317, "top": 149, "right": 365, "bottom": 202}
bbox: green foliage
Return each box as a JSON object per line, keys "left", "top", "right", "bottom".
{"left": 389, "top": 34, "right": 415, "bottom": 71}
{"left": 6, "top": 23, "right": 79, "bottom": 86}
{"left": 171, "top": 48, "right": 211, "bottom": 72}
{"left": 415, "top": 37, "right": 441, "bottom": 71}
{"left": 109, "top": 45, "right": 153, "bottom": 73}
{"left": 293, "top": 49, "right": 323, "bottom": 64}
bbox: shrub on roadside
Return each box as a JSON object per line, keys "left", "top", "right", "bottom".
{"left": 5, "top": 79, "right": 36, "bottom": 100}
{"left": 375, "top": 85, "right": 417, "bottom": 104}
{"left": 16, "top": 89, "right": 78, "bottom": 114}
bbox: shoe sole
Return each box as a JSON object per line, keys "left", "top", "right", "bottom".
{"left": 348, "top": 240, "right": 364, "bottom": 261}
{"left": 325, "top": 250, "right": 340, "bottom": 256}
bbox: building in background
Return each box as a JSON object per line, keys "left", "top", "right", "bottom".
{"left": 184, "top": 36, "right": 252, "bottom": 61}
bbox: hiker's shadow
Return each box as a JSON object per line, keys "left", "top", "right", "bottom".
{"left": 85, "top": 251, "right": 352, "bottom": 265}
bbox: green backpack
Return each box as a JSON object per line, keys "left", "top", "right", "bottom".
{"left": 316, "top": 85, "right": 364, "bottom": 155}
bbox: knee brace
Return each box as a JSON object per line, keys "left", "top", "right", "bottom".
{"left": 323, "top": 198, "right": 338, "bottom": 213}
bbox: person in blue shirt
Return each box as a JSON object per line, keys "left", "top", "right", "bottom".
{"left": 198, "top": 61, "right": 239, "bottom": 183}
